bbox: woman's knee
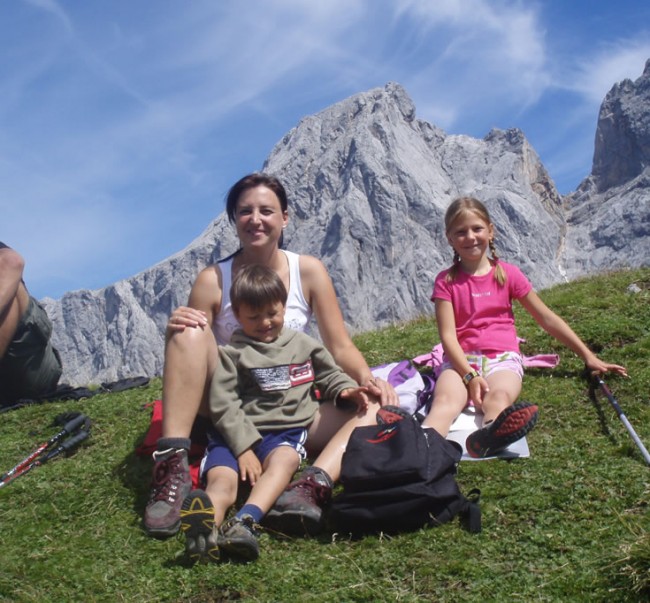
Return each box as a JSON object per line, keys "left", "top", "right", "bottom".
{"left": 166, "top": 325, "right": 213, "bottom": 358}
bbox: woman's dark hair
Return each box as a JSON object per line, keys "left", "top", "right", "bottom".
{"left": 230, "top": 264, "right": 288, "bottom": 314}
{"left": 225, "top": 173, "right": 288, "bottom": 223}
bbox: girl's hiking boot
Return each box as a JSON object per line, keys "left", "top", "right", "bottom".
{"left": 219, "top": 515, "right": 260, "bottom": 562}
{"left": 144, "top": 448, "right": 192, "bottom": 537}
{"left": 263, "top": 469, "right": 332, "bottom": 537}
{"left": 466, "top": 401, "right": 539, "bottom": 458}
{"left": 180, "top": 490, "right": 220, "bottom": 563}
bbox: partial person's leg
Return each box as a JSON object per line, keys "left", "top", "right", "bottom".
{"left": 0, "top": 273, "right": 28, "bottom": 358}
{"left": 0, "top": 284, "right": 30, "bottom": 404}
{"left": 421, "top": 369, "right": 469, "bottom": 437}
{"left": 466, "top": 367, "right": 538, "bottom": 458}
{"left": 0, "top": 294, "right": 61, "bottom": 402}
{"left": 144, "top": 326, "right": 218, "bottom": 536}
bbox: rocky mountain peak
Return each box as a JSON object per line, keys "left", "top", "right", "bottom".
{"left": 592, "top": 58, "right": 650, "bottom": 192}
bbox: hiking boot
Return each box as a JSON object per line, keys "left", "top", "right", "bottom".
{"left": 219, "top": 515, "right": 260, "bottom": 562}
{"left": 263, "top": 474, "right": 332, "bottom": 537}
{"left": 466, "top": 401, "right": 539, "bottom": 458}
{"left": 143, "top": 448, "right": 192, "bottom": 537}
{"left": 180, "top": 490, "right": 220, "bottom": 563}
{"left": 377, "top": 405, "right": 411, "bottom": 425}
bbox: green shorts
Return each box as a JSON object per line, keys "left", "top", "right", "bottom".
{"left": 0, "top": 296, "right": 62, "bottom": 402}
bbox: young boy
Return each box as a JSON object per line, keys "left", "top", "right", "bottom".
{"left": 179, "top": 264, "right": 371, "bottom": 562}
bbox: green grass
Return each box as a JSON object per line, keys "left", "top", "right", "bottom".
{"left": 1, "top": 268, "right": 649, "bottom": 602}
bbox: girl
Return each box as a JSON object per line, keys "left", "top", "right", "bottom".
{"left": 422, "top": 197, "right": 627, "bottom": 458}
{"left": 144, "top": 173, "right": 396, "bottom": 538}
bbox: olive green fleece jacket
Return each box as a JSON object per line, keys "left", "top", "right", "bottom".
{"left": 209, "top": 328, "right": 358, "bottom": 457}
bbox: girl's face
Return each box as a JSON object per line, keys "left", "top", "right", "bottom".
{"left": 234, "top": 185, "right": 288, "bottom": 249}
{"left": 446, "top": 211, "right": 494, "bottom": 264}
{"left": 236, "top": 300, "right": 286, "bottom": 342}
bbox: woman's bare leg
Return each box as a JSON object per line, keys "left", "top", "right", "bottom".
{"left": 144, "top": 324, "right": 218, "bottom": 537}
{"left": 307, "top": 401, "right": 380, "bottom": 482}
{"left": 161, "top": 324, "right": 218, "bottom": 438}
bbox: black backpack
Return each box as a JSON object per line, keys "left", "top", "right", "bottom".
{"left": 328, "top": 413, "right": 481, "bottom": 535}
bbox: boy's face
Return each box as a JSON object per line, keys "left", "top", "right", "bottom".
{"left": 236, "top": 301, "right": 286, "bottom": 343}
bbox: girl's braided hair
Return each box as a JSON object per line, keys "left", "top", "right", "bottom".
{"left": 445, "top": 197, "right": 506, "bottom": 285}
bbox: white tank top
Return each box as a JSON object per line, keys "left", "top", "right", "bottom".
{"left": 212, "top": 250, "right": 312, "bottom": 345}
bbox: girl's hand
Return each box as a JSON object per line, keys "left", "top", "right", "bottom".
{"left": 468, "top": 375, "right": 490, "bottom": 411}
{"left": 338, "top": 386, "right": 373, "bottom": 412}
{"left": 167, "top": 306, "right": 208, "bottom": 332}
{"left": 237, "top": 449, "right": 262, "bottom": 485}
{"left": 586, "top": 357, "right": 628, "bottom": 378}
{"left": 363, "top": 376, "right": 399, "bottom": 406}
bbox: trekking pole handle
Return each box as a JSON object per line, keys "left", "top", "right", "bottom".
{"left": 62, "top": 414, "right": 89, "bottom": 436}
{"left": 44, "top": 430, "right": 90, "bottom": 461}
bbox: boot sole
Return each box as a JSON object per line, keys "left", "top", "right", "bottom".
{"left": 466, "top": 402, "right": 539, "bottom": 458}
{"left": 180, "top": 490, "right": 220, "bottom": 563}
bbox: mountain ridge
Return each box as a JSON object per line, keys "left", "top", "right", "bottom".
{"left": 43, "top": 60, "right": 650, "bottom": 386}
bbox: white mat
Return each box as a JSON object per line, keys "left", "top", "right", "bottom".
{"left": 446, "top": 407, "right": 530, "bottom": 461}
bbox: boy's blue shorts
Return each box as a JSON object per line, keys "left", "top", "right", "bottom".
{"left": 200, "top": 426, "right": 308, "bottom": 481}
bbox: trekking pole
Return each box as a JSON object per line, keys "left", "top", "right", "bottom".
{"left": 593, "top": 376, "right": 650, "bottom": 467}
{"left": 0, "top": 413, "right": 89, "bottom": 485}
{"left": 0, "top": 429, "right": 91, "bottom": 488}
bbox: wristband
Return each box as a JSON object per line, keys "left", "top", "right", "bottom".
{"left": 462, "top": 370, "right": 479, "bottom": 386}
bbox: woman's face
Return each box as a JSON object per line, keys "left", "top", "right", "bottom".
{"left": 234, "top": 185, "right": 288, "bottom": 249}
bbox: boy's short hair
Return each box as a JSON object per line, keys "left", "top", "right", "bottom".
{"left": 230, "top": 264, "right": 288, "bottom": 314}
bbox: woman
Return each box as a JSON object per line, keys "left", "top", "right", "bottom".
{"left": 144, "top": 173, "right": 396, "bottom": 537}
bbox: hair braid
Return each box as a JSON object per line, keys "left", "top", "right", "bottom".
{"left": 446, "top": 251, "right": 461, "bottom": 282}
{"left": 489, "top": 239, "right": 506, "bottom": 285}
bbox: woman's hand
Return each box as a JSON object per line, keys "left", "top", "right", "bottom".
{"left": 237, "top": 449, "right": 262, "bottom": 485}
{"left": 167, "top": 306, "right": 208, "bottom": 332}
{"left": 363, "top": 376, "right": 399, "bottom": 406}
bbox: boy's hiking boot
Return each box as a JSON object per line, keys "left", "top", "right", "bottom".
{"left": 180, "top": 490, "right": 220, "bottom": 563}
{"left": 219, "top": 515, "right": 260, "bottom": 562}
{"left": 466, "top": 401, "right": 539, "bottom": 458}
{"left": 263, "top": 470, "right": 332, "bottom": 537}
{"left": 143, "top": 448, "right": 191, "bottom": 537}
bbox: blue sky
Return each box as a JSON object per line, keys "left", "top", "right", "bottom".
{"left": 2, "top": 0, "right": 649, "bottom": 300}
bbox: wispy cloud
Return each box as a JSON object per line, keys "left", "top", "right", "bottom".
{"left": 569, "top": 36, "right": 650, "bottom": 104}
{"left": 391, "top": 0, "right": 550, "bottom": 127}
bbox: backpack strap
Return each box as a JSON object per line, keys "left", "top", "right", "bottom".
{"left": 459, "top": 488, "right": 482, "bottom": 534}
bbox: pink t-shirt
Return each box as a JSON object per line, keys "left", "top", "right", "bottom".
{"left": 432, "top": 261, "right": 532, "bottom": 354}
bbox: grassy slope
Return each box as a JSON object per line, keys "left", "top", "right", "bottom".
{"left": 0, "top": 268, "right": 648, "bottom": 603}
